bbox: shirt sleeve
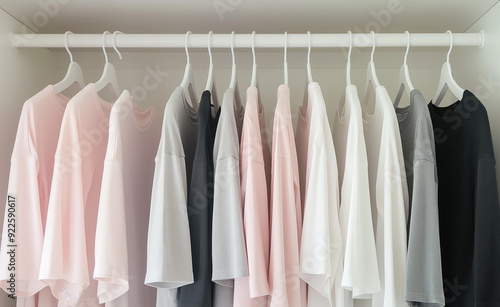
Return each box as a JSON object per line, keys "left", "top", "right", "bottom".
{"left": 405, "top": 159, "right": 445, "bottom": 306}
{"left": 299, "top": 131, "right": 342, "bottom": 304}
{"left": 145, "top": 152, "right": 193, "bottom": 289}
{"left": 269, "top": 156, "right": 303, "bottom": 307}
{"left": 473, "top": 155, "right": 500, "bottom": 305}
{"left": 39, "top": 152, "right": 88, "bottom": 306}
{"left": 0, "top": 102, "right": 47, "bottom": 297}
{"left": 372, "top": 162, "right": 408, "bottom": 307}
{"left": 93, "top": 160, "right": 129, "bottom": 303}
{"left": 212, "top": 155, "right": 248, "bottom": 284}
{"left": 242, "top": 160, "right": 270, "bottom": 297}
{"left": 0, "top": 156, "right": 46, "bottom": 297}
{"left": 341, "top": 156, "right": 381, "bottom": 297}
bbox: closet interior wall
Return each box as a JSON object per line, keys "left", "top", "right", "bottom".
{"left": 2, "top": 2, "right": 500, "bottom": 307}
{"left": 0, "top": 9, "right": 56, "bottom": 307}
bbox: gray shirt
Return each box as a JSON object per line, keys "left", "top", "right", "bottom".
{"left": 396, "top": 89, "right": 445, "bottom": 307}
{"left": 212, "top": 89, "right": 248, "bottom": 306}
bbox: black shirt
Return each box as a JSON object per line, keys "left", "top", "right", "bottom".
{"left": 429, "top": 90, "right": 500, "bottom": 306}
{"left": 178, "top": 91, "right": 220, "bottom": 307}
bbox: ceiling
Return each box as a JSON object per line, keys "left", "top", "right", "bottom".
{"left": 1, "top": 0, "right": 498, "bottom": 35}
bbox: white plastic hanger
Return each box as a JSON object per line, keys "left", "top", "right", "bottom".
{"left": 394, "top": 31, "right": 415, "bottom": 108}
{"left": 53, "top": 31, "right": 86, "bottom": 94}
{"left": 229, "top": 31, "right": 242, "bottom": 109}
{"left": 250, "top": 31, "right": 258, "bottom": 88}
{"left": 346, "top": 30, "right": 353, "bottom": 86}
{"left": 180, "top": 31, "right": 198, "bottom": 109}
{"left": 94, "top": 31, "right": 121, "bottom": 99}
{"left": 363, "top": 31, "right": 381, "bottom": 106}
{"left": 307, "top": 31, "right": 313, "bottom": 84}
{"left": 205, "top": 31, "right": 219, "bottom": 111}
{"left": 284, "top": 31, "right": 288, "bottom": 86}
{"left": 432, "top": 30, "right": 465, "bottom": 106}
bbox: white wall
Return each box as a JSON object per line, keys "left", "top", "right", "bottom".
{"left": 0, "top": 9, "right": 55, "bottom": 307}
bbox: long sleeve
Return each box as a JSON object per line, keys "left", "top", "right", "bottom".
{"left": 145, "top": 151, "right": 193, "bottom": 289}
{"left": 473, "top": 155, "right": 500, "bottom": 305}
{"left": 94, "top": 160, "right": 128, "bottom": 303}
{"left": 405, "top": 159, "right": 445, "bottom": 306}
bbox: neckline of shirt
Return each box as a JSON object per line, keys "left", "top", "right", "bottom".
{"left": 427, "top": 90, "right": 472, "bottom": 121}
{"left": 88, "top": 83, "right": 114, "bottom": 120}
{"left": 362, "top": 85, "right": 387, "bottom": 130}
{"left": 395, "top": 89, "right": 419, "bottom": 132}
{"left": 299, "top": 82, "right": 321, "bottom": 122}
{"left": 119, "top": 90, "right": 155, "bottom": 133}
{"left": 178, "top": 86, "right": 198, "bottom": 127}
{"left": 47, "top": 84, "right": 71, "bottom": 116}
{"left": 336, "top": 85, "right": 358, "bottom": 129}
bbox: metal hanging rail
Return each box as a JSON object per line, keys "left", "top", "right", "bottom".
{"left": 10, "top": 32, "right": 484, "bottom": 49}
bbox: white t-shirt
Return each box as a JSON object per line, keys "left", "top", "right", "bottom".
{"left": 94, "top": 90, "right": 161, "bottom": 306}
{"left": 333, "top": 85, "right": 380, "bottom": 304}
{"left": 212, "top": 88, "right": 248, "bottom": 306}
{"left": 296, "top": 82, "right": 342, "bottom": 306}
{"left": 145, "top": 87, "right": 198, "bottom": 307}
{"left": 363, "top": 86, "right": 408, "bottom": 307}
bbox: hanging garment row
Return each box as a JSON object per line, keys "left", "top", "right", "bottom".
{"left": 0, "top": 29, "right": 499, "bottom": 307}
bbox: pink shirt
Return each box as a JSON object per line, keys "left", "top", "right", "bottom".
{"left": 268, "top": 85, "right": 306, "bottom": 307}
{"left": 0, "top": 85, "right": 69, "bottom": 306}
{"left": 39, "top": 84, "right": 113, "bottom": 306}
{"left": 94, "top": 91, "right": 160, "bottom": 306}
{"left": 233, "top": 87, "right": 271, "bottom": 307}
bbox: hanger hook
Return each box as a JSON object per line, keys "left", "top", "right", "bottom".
{"left": 251, "top": 31, "right": 256, "bottom": 66}
{"left": 284, "top": 31, "right": 287, "bottom": 64}
{"left": 208, "top": 31, "right": 213, "bottom": 66}
{"left": 307, "top": 31, "right": 311, "bottom": 65}
{"left": 101, "top": 31, "right": 111, "bottom": 64}
{"left": 185, "top": 31, "right": 191, "bottom": 64}
{"left": 347, "top": 31, "right": 352, "bottom": 64}
{"left": 404, "top": 31, "right": 410, "bottom": 65}
{"left": 446, "top": 30, "right": 453, "bottom": 63}
{"left": 231, "top": 31, "right": 235, "bottom": 65}
{"left": 63, "top": 31, "right": 74, "bottom": 63}
{"left": 370, "top": 31, "right": 376, "bottom": 62}
{"left": 112, "top": 31, "right": 123, "bottom": 60}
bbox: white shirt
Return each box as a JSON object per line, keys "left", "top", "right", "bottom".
{"left": 296, "top": 82, "right": 342, "bottom": 306}
{"left": 363, "top": 86, "right": 408, "bottom": 307}
{"left": 94, "top": 90, "right": 160, "bottom": 306}
{"left": 333, "top": 85, "right": 380, "bottom": 305}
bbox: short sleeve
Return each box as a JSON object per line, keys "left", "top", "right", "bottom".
{"left": 212, "top": 155, "right": 248, "bottom": 283}
{"left": 405, "top": 159, "right": 445, "bottom": 306}
{"left": 39, "top": 153, "right": 88, "bottom": 306}
{"left": 0, "top": 156, "right": 46, "bottom": 297}
{"left": 145, "top": 152, "right": 193, "bottom": 289}
{"left": 94, "top": 160, "right": 129, "bottom": 303}
{"left": 341, "top": 155, "right": 380, "bottom": 297}
{"left": 299, "top": 121, "right": 342, "bottom": 304}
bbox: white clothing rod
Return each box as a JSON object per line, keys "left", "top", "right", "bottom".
{"left": 11, "top": 32, "right": 484, "bottom": 49}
